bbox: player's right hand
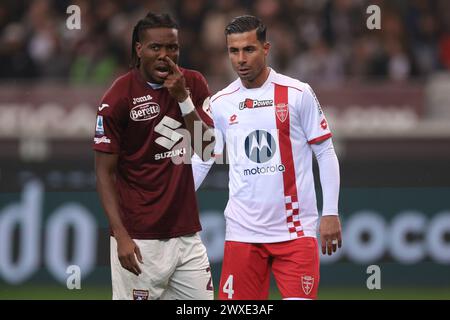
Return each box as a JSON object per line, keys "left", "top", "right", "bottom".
{"left": 116, "top": 236, "right": 143, "bottom": 276}
{"left": 163, "top": 56, "right": 189, "bottom": 102}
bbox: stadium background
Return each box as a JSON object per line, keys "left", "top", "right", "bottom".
{"left": 0, "top": 0, "right": 449, "bottom": 299}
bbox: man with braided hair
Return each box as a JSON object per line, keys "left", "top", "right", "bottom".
{"left": 93, "top": 12, "right": 214, "bottom": 300}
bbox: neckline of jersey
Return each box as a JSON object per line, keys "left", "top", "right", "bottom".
{"left": 147, "top": 82, "right": 163, "bottom": 90}
{"left": 131, "top": 68, "right": 164, "bottom": 90}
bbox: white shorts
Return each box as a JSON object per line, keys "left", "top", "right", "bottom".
{"left": 110, "top": 233, "right": 213, "bottom": 300}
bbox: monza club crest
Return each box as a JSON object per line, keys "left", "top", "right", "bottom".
{"left": 301, "top": 275, "right": 314, "bottom": 296}
{"left": 276, "top": 103, "right": 288, "bottom": 122}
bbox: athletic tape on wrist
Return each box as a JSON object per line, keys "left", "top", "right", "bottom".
{"left": 178, "top": 96, "right": 195, "bottom": 116}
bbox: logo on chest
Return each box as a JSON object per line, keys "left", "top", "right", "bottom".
{"left": 229, "top": 114, "right": 239, "bottom": 125}
{"left": 132, "top": 94, "right": 152, "bottom": 105}
{"left": 239, "top": 98, "right": 273, "bottom": 110}
{"left": 244, "top": 130, "right": 276, "bottom": 163}
{"left": 130, "top": 102, "right": 160, "bottom": 121}
{"left": 275, "top": 103, "right": 289, "bottom": 123}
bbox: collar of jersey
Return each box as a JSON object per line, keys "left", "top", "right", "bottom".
{"left": 147, "top": 82, "right": 164, "bottom": 90}
{"left": 239, "top": 67, "right": 274, "bottom": 91}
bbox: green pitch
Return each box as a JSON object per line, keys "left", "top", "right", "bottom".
{"left": 0, "top": 285, "right": 449, "bottom": 300}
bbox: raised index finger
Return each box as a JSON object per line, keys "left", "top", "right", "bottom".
{"left": 164, "top": 56, "right": 181, "bottom": 75}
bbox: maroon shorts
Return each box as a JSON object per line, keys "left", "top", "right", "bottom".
{"left": 218, "top": 237, "right": 319, "bottom": 300}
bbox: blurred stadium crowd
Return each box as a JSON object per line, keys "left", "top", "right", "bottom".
{"left": 0, "top": 0, "right": 449, "bottom": 91}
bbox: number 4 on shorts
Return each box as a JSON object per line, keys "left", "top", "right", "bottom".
{"left": 222, "top": 274, "right": 234, "bottom": 299}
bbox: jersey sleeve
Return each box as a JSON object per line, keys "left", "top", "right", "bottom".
{"left": 92, "top": 84, "right": 128, "bottom": 154}
{"left": 209, "top": 99, "right": 225, "bottom": 157}
{"left": 298, "top": 84, "right": 333, "bottom": 144}
{"left": 190, "top": 71, "right": 214, "bottom": 127}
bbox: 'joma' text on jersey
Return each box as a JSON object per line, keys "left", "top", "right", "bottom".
{"left": 132, "top": 95, "right": 152, "bottom": 105}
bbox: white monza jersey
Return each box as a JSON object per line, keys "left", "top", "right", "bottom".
{"left": 210, "top": 69, "right": 333, "bottom": 243}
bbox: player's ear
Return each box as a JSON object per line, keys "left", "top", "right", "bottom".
{"left": 263, "top": 41, "right": 270, "bottom": 56}
{"left": 135, "top": 42, "right": 142, "bottom": 58}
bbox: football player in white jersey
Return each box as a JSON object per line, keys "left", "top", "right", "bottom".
{"left": 192, "top": 15, "right": 342, "bottom": 300}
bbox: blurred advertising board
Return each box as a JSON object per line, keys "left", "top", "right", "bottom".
{"left": 0, "top": 177, "right": 449, "bottom": 287}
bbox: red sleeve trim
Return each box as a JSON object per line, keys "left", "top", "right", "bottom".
{"left": 271, "top": 82, "right": 303, "bottom": 92}
{"left": 211, "top": 87, "right": 240, "bottom": 103}
{"left": 308, "top": 133, "right": 333, "bottom": 145}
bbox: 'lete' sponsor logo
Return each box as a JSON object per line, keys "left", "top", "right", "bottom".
{"left": 130, "top": 103, "right": 160, "bottom": 121}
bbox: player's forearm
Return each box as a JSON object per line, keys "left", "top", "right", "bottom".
{"left": 312, "top": 140, "right": 340, "bottom": 215}
{"left": 178, "top": 97, "right": 215, "bottom": 160}
{"left": 319, "top": 153, "right": 340, "bottom": 215}
{"left": 96, "top": 170, "right": 129, "bottom": 239}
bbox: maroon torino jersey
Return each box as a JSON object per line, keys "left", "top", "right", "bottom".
{"left": 93, "top": 68, "right": 212, "bottom": 239}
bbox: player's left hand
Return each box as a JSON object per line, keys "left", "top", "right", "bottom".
{"left": 319, "top": 215, "right": 342, "bottom": 255}
{"left": 163, "top": 56, "right": 189, "bottom": 102}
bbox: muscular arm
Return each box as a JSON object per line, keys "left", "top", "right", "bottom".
{"left": 95, "top": 151, "right": 143, "bottom": 275}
